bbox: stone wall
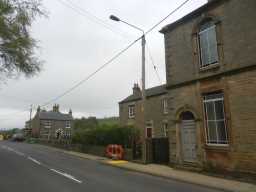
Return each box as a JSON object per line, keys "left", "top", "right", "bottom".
{"left": 119, "top": 94, "right": 168, "bottom": 138}
{"left": 163, "top": 0, "right": 256, "bottom": 87}
{"left": 166, "top": 70, "right": 256, "bottom": 174}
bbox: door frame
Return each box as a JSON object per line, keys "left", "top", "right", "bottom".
{"left": 175, "top": 106, "right": 200, "bottom": 165}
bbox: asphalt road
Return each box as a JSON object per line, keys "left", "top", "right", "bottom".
{"left": 0, "top": 141, "right": 224, "bottom": 192}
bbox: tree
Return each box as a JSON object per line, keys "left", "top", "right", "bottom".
{"left": 0, "top": 0, "right": 46, "bottom": 79}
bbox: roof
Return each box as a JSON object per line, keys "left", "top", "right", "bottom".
{"left": 38, "top": 111, "right": 73, "bottom": 121}
{"left": 119, "top": 85, "right": 167, "bottom": 104}
{"left": 160, "top": 0, "right": 227, "bottom": 33}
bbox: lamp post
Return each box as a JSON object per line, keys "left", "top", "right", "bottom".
{"left": 110, "top": 15, "right": 147, "bottom": 162}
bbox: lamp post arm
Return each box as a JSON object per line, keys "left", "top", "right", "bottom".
{"left": 119, "top": 20, "right": 144, "bottom": 34}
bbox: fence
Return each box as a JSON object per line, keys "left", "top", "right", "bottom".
{"left": 35, "top": 138, "right": 133, "bottom": 160}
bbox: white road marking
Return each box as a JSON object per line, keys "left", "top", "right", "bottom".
{"left": 2, "top": 145, "right": 82, "bottom": 184}
{"left": 28, "top": 156, "right": 41, "bottom": 165}
{"left": 1, "top": 145, "right": 25, "bottom": 156}
{"left": 50, "top": 169, "right": 82, "bottom": 183}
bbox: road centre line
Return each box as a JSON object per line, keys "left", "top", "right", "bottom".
{"left": 50, "top": 169, "right": 83, "bottom": 184}
{"left": 1, "top": 145, "right": 25, "bottom": 156}
{"left": 28, "top": 156, "right": 41, "bottom": 165}
{"left": 1, "top": 144, "right": 82, "bottom": 184}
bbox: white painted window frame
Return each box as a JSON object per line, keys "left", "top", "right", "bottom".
{"left": 128, "top": 105, "right": 135, "bottom": 119}
{"left": 163, "top": 122, "right": 168, "bottom": 137}
{"left": 65, "top": 121, "right": 71, "bottom": 129}
{"left": 43, "top": 120, "right": 52, "bottom": 129}
{"left": 198, "top": 24, "right": 219, "bottom": 68}
{"left": 163, "top": 98, "right": 168, "bottom": 114}
{"left": 203, "top": 93, "right": 228, "bottom": 146}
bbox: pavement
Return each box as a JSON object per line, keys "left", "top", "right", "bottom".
{"left": 63, "top": 146, "right": 256, "bottom": 192}
{"left": 0, "top": 140, "right": 223, "bottom": 192}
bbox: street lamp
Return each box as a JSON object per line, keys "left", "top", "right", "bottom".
{"left": 110, "top": 15, "right": 147, "bottom": 162}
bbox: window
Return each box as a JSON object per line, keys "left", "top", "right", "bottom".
{"left": 162, "top": 99, "right": 168, "bottom": 114}
{"left": 43, "top": 120, "right": 51, "bottom": 129}
{"left": 163, "top": 122, "right": 168, "bottom": 137}
{"left": 128, "top": 105, "right": 135, "bottom": 119}
{"left": 65, "top": 121, "right": 71, "bottom": 129}
{"left": 146, "top": 120, "right": 153, "bottom": 138}
{"left": 203, "top": 93, "right": 228, "bottom": 145}
{"left": 198, "top": 21, "right": 219, "bottom": 68}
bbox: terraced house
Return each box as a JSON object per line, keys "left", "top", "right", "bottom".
{"left": 160, "top": 0, "right": 256, "bottom": 174}
{"left": 119, "top": 84, "right": 168, "bottom": 139}
{"left": 30, "top": 104, "right": 73, "bottom": 140}
{"left": 119, "top": 0, "right": 256, "bottom": 174}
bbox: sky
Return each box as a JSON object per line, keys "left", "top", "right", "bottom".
{"left": 0, "top": 0, "right": 207, "bottom": 129}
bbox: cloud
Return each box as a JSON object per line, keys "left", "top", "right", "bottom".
{"left": 0, "top": 0, "right": 207, "bottom": 129}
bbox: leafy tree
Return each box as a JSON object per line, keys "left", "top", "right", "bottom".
{"left": 0, "top": 0, "right": 46, "bottom": 79}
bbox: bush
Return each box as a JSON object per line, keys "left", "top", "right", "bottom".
{"left": 72, "top": 124, "right": 139, "bottom": 148}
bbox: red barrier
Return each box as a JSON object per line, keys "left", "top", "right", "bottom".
{"left": 106, "top": 144, "right": 124, "bottom": 160}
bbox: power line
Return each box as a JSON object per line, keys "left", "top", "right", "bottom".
{"left": 37, "top": 0, "right": 191, "bottom": 107}
{"left": 146, "top": 44, "right": 162, "bottom": 84}
{"left": 56, "top": 0, "right": 131, "bottom": 39}
{"left": 0, "top": 0, "right": 191, "bottom": 119}
{"left": 40, "top": 37, "right": 141, "bottom": 108}
{"left": 145, "top": 0, "right": 191, "bottom": 35}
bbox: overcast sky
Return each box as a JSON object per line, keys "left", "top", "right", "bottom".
{"left": 0, "top": 0, "right": 207, "bottom": 129}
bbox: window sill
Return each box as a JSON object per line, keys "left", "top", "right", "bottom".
{"left": 204, "top": 143, "right": 230, "bottom": 151}
{"left": 199, "top": 63, "right": 220, "bottom": 72}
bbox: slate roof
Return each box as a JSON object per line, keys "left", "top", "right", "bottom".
{"left": 119, "top": 84, "right": 167, "bottom": 104}
{"left": 38, "top": 111, "right": 73, "bottom": 121}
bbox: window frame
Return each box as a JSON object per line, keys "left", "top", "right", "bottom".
{"left": 65, "top": 121, "right": 71, "bottom": 129}
{"left": 146, "top": 120, "right": 154, "bottom": 138}
{"left": 162, "top": 122, "right": 168, "bottom": 137}
{"left": 198, "top": 22, "right": 219, "bottom": 69}
{"left": 128, "top": 104, "right": 135, "bottom": 119}
{"left": 162, "top": 98, "right": 168, "bottom": 114}
{"left": 203, "top": 92, "right": 228, "bottom": 146}
{"left": 43, "top": 120, "right": 52, "bottom": 129}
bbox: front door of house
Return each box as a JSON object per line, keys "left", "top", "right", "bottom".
{"left": 180, "top": 112, "right": 197, "bottom": 162}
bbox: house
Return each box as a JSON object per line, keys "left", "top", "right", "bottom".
{"left": 119, "top": 0, "right": 256, "bottom": 174}
{"left": 119, "top": 84, "right": 168, "bottom": 138}
{"left": 159, "top": 0, "right": 256, "bottom": 173}
{"left": 30, "top": 104, "right": 73, "bottom": 140}
{"left": 119, "top": 84, "right": 169, "bottom": 161}
{"left": 24, "top": 120, "right": 32, "bottom": 137}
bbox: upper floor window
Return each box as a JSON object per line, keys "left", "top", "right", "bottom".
{"left": 198, "top": 20, "right": 219, "bottom": 68}
{"left": 162, "top": 98, "right": 168, "bottom": 114}
{"left": 43, "top": 120, "right": 51, "bottom": 129}
{"left": 128, "top": 105, "right": 135, "bottom": 119}
{"left": 65, "top": 121, "right": 71, "bottom": 129}
{"left": 203, "top": 92, "right": 228, "bottom": 145}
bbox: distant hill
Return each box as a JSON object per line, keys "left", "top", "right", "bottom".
{"left": 73, "top": 116, "right": 119, "bottom": 131}
{"left": 98, "top": 117, "right": 119, "bottom": 126}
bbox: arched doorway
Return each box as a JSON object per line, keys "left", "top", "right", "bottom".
{"left": 180, "top": 111, "right": 197, "bottom": 163}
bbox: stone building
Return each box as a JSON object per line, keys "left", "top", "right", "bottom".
{"left": 160, "top": 0, "right": 256, "bottom": 173}
{"left": 30, "top": 104, "right": 73, "bottom": 140}
{"left": 119, "top": 84, "right": 168, "bottom": 139}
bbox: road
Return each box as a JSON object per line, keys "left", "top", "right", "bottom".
{"left": 0, "top": 141, "right": 224, "bottom": 192}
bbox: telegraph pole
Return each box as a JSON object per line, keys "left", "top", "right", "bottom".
{"left": 110, "top": 15, "right": 147, "bottom": 163}
{"left": 29, "top": 104, "right": 32, "bottom": 137}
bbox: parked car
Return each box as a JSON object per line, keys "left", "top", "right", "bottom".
{"left": 12, "top": 133, "right": 25, "bottom": 142}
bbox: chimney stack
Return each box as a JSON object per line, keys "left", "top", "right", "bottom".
{"left": 53, "top": 104, "right": 59, "bottom": 112}
{"left": 133, "top": 83, "right": 141, "bottom": 97}
{"left": 69, "top": 109, "right": 72, "bottom": 116}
